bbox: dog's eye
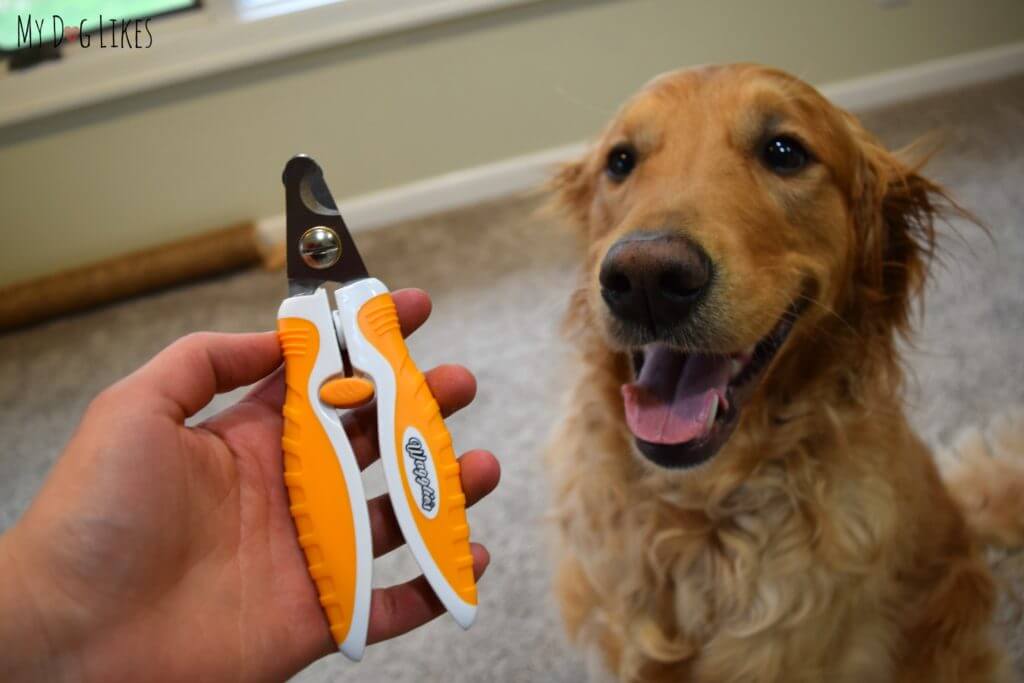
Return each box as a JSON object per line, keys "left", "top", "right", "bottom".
{"left": 761, "top": 136, "right": 810, "bottom": 175}
{"left": 606, "top": 144, "right": 637, "bottom": 181}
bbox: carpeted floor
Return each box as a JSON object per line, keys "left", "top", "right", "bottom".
{"left": 1, "top": 74, "right": 1022, "bottom": 681}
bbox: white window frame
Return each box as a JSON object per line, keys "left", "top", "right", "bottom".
{"left": 0, "top": 0, "right": 539, "bottom": 128}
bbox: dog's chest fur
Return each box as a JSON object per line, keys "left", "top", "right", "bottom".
{"left": 550, "top": 360, "right": 907, "bottom": 681}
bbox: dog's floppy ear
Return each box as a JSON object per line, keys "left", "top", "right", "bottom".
{"left": 547, "top": 154, "right": 595, "bottom": 235}
{"left": 847, "top": 125, "right": 965, "bottom": 339}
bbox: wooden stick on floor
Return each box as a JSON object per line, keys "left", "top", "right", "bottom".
{"left": 0, "top": 222, "right": 263, "bottom": 332}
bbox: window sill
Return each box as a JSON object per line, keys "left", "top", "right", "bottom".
{"left": 0, "top": 0, "right": 538, "bottom": 128}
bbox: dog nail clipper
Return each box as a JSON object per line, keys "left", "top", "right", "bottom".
{"left": 276, "top": 155, "right": 477, "bottom": 660}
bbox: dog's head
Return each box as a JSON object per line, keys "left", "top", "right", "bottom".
{"left": 551, "top": 64, "right": 955, "bottom": 470}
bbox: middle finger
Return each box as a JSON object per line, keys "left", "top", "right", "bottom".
{"left": 342, "top": 363, "right": 477, "bottom": 469}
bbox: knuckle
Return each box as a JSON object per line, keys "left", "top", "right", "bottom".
{"left": 86, "top": 381, "right": 126, "bottom": 416}
{"left": 174, "top": 331, "right": 215, "bottom": 355}
{"left": 166, "top": 332, "right": 220, "bottom": 370}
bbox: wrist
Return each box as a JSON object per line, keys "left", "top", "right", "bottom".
{"left": 0, "top": 527, "right": 81, "bottom": 682}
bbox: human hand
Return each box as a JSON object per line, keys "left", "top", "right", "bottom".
{"left": 0, "top": 289, "right": 499, "bottom": 682}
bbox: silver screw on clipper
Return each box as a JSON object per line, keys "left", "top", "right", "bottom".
{"left": 299, "top": 226, "right": 341, "bottom": 269}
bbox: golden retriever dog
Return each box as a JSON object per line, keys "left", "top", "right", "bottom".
{"left": 546, "top": 64, "right": 1024, "bottom": 682}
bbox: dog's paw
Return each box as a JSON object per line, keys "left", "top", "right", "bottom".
{"left": 938, "top": 405, "right": 1024, "bottom": 472}
{"left": 986, "top": 404, "right": 1024, "bottom": 462}
{"left": 941, "top": 406, "right": 1024, "bottom": 548}
{"left": 936, "top": 425, "right": 988, "bottom": 476}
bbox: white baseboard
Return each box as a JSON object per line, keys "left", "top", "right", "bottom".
{"left": 257, "top": 41, "right": 1024, "bottom": 246}
{"left": 819, "top": 41, "right": 1024, "bottom": 111}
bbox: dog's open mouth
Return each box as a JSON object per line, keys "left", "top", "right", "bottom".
{"left": 621, "top": 307, "right": 800, "bottom": 469}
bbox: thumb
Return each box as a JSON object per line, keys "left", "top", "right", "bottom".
{"left": 112, "top": 331, "right": 281, "bottom": 421}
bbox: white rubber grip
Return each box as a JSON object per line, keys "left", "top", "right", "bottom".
{"left": 335, "top": 278, "right": 477, "bottom": 629}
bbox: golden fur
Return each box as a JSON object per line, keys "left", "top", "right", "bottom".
{"left": 547, "top": 64, "right": 1022, "bottom": 682}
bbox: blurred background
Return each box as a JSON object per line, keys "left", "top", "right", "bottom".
{"left": 1, "top": 1, "right": 1023, "bottom": 680}
{"left": 1, "top": 0, "right": 1023, "bottom": 289}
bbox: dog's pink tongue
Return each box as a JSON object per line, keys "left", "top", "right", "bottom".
{"left": 622, "top": 345, "right": 731, "bottom": 444}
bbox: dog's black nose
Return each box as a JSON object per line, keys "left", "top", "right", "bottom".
{"left": 599, "top": 231, "right": 711, "bottom": 329}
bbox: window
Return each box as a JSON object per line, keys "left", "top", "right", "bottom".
{"left": 235, "top": 0, "right": 337, "bottom": 22}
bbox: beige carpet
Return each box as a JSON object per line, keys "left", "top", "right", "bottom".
{"left": 1, "top": 75, "right": 1022, "bottom": 681}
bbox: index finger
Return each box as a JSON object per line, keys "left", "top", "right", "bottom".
{"left": 391, "top": 288, "right": 432, "bottom": 339}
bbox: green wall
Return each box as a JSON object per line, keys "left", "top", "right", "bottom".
{"left": 1, "top": 0, "right": 1023, "bottom": 286}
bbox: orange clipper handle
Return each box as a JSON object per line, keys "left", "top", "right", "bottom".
{"left": 336, "top": 278, "right": 478, "bottom": 628}
{"left": 277, "top": 288, "right": 372, "bottom": 660}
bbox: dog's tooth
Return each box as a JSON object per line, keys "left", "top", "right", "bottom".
{"left": 730, "top": 358, "right": 743, "bottom": 379}
{"left": 705, "top": 394, "right": 719, "bottom": 432}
